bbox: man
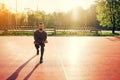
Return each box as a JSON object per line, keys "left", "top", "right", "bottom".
{"left": 34, "top": 23, "right": 48, "bottom": 63}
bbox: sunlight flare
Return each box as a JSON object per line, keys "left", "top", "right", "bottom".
{"left": 1, "top": 0, "right": 96, "bottom": 13}
{"left": 72, "top": 9, "right": 79, "bottom": 21}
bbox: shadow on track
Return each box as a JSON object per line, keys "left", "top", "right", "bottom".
{"left": 7, "top": 55, "right": 37, "bottom": 80}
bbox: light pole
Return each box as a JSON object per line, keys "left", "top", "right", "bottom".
{"left": 16, "top": 0, "right": 17, "bottom": 25}
{"left": 36, "top": 0, "right": 39, "bottom": 25}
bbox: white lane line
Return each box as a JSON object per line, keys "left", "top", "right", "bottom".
{"left": 52, "top": 38, "right": 69, "bottom": 80}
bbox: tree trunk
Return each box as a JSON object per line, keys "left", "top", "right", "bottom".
{"left": 112, "top": 25, "right": 115, "bottom": 34}
{"left": 112, "top": 14, "right": 116, "bottom": 34}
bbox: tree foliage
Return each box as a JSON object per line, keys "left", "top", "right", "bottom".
{"left": 96, "top": 0, "right": 120, "bottom": 33}
{"left": 0, "top": 3, "right": 99, "bottom": 30}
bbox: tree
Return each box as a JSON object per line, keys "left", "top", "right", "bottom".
{"left": 0, "top": 3, "right": 16, "bottom": 26}
{"left": 96, "top": 0, "right": 120, "bottom": 34}
{"left": 87, "top": 5, "right": 99, "bottom": 28}
{"left": 0, "top": 4, "right": 9, "bottom": 25}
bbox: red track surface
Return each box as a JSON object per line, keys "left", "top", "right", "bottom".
{"left": 0, "top": 36, "right": 120, "bottom": 80}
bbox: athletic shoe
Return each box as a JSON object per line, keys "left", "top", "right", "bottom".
{"left": 40, "top": 60, "right": 43, "bottom": 64}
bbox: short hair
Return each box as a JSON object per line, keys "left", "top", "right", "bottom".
{"left": 38, "top": 22, "right": 44, "bottom": 26}
{"left": 39, "top": 22, "right": 43, "bottom": 25}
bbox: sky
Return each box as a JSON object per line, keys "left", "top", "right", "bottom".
{"left": 0, "top": 0, "right": 96, "bottom": 13}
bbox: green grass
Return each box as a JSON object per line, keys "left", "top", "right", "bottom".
{"left": 54, "top": 31, "right": 102, "bottom": 36}
{"left": 101, "top": 31, "right": 120, "bottom": 36}
{"left": 0, "top": 31, "right": 34, "bottom": 36}
{"left": 0, "top": 31, "right": 119, "bottom": 36}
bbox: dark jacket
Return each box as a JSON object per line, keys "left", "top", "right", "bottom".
{"left": 34, "top": 30, "right": 47, "bottom": 43}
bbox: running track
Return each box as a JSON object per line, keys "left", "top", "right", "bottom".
{"left": 0, "top": 36, "right": 120, "bottom": 80}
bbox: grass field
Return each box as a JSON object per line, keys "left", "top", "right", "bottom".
{"left": 0, "top": 30, "right": 120, "bottom": 36}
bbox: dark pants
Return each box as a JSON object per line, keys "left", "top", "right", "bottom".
{"left": 35, "top": 43, "right": 45, "bottom": 60}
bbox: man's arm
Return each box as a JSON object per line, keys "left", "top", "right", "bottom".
{"left": 44, "top": 32, "right": 48, "bottom": 43}
{"left": 34, "top": 31, "right": 38, "bottom": 44}
{"left": 34, "top": 32, "right": 36, "bottom": 41}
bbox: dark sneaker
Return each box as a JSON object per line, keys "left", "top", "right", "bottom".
{"left": 40, "top": 60, "right": 43, "bottom": 64}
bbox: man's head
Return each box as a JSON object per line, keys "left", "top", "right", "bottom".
{"left": 38, "top": 22, "right": 44, "bottom": 31}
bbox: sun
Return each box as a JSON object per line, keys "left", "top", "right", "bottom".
{"left": 71, "top": 9, "right": 79, "bottom": 21}
{"left": 65, "top": 0, "right": 95, "bottom": 21}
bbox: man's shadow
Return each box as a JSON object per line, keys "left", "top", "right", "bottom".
{"left": 7, "top": 55, "right": 37, "bottom": 80}
{"left": 24, "top": 63, "right": 40, "bottom": 80}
